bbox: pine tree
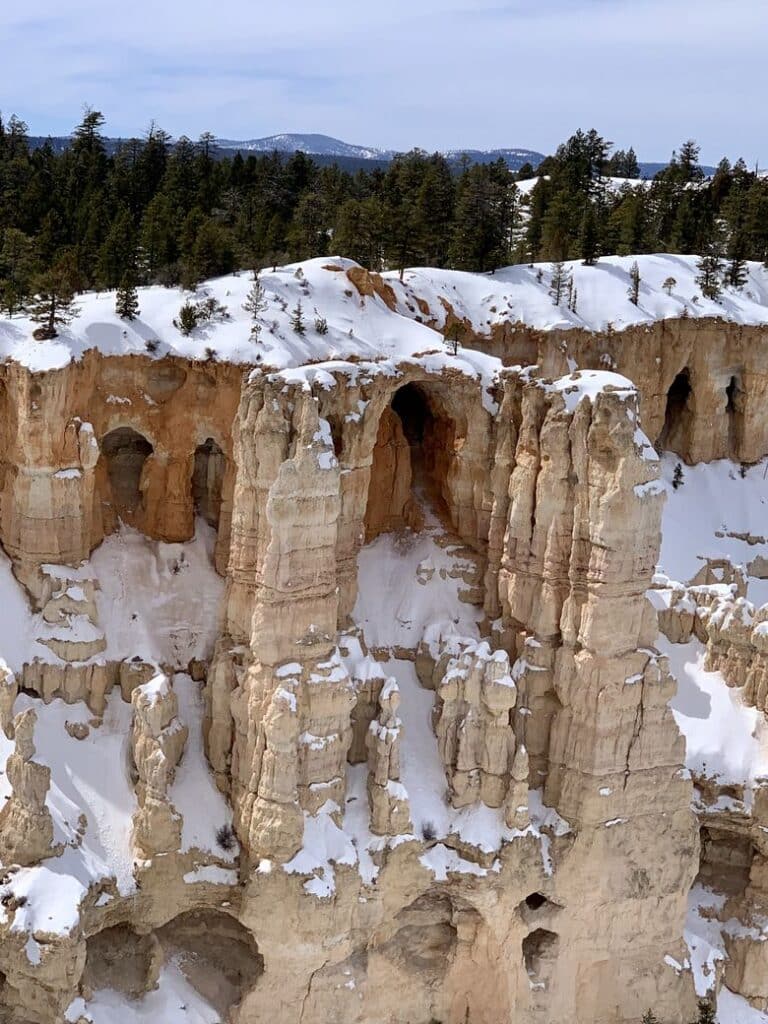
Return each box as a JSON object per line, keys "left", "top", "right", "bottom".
{"left": 314, "top": 315, "right": 328, "bottom": 335}
{"left": 692, "top": 998, "right": 716, "bottom": 1024}
{"left": 290, "top": 300, "right": 305, "bottom": 335}
{"left": 579, "top": 205, "right": 599, "bottom": 265}
{"left": 662, "top": 276, "right": 677, "bottom": 296}
{"left": 173, "top": 301, "right": 199, "bottom": 336}
{"left": 115, "top": 273, "right": 140, "bottom": 320}
{"left": 549, "top": 260, "right": 571, "bottom": 306}
{"left": 672, "top": 463, "right": 684, "bottom": 490}
{"left": 28, "top": 266, "right": 79, "bottom": 339}
{"left": 628, "top": 261, "right": 641, "bottom": 305}
{"left": 243, "top": 274, "right": 267, "bottom": 319}
{"left": 725, "top": 255, "right": 748, "bottom": 289}
{"left": 696, "top": 243, "right": 724, "bottom": 300}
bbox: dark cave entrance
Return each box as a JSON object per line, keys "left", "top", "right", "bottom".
{"left": 192, "top": 437, "right": 225, "bottom": 530}
{"left": 522, "top": 928, "right": 559, "bottom": 988}
{"left": 156, "top": 909, "right": 263, "bottom": 1017}
{"left": 660, "top": 369, "right": 692, "bottom": 455}
{"left": 364, "top": 383, "right": 458, "bottom": 541}
{"left": 101, "top": 427, "right": 153, "bottom": 521}
{"left": 726, "top": 374, "right": 744, "bottom": 459}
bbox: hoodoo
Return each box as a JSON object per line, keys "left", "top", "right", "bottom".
{"left": 0, "top": 255, "right": 767, "bottom": 1023}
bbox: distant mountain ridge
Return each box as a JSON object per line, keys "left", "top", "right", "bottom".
{"left": 25, "top": 131, "right": 716, "bottom": 177}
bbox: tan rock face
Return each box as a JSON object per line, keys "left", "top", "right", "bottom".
{"left": 0, "top": 331, "right": 749, "bottom": 1023}
{"left": 0, "top": 709, "right": 59, "bottom": 866}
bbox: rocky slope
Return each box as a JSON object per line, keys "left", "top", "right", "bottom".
{"left": 0, "top": 257, "right": 766, "bottom": 1022}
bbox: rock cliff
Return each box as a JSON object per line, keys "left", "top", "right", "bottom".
{"left": 0, "top": 255, "right": 766, "bottom": 1023}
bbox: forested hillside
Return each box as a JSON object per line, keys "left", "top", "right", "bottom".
{"left": 1, "top": 111, "right": 767, "bottom": 325}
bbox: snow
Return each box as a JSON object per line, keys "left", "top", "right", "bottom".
{"left": 90, "top": 520, "right": 225, "bottom": 668}
{"left": 353, "top": 512, "right": 482, "bottom": 654}
{"left": 182, "top": 865, "right": 238, "bottom": 886}
{"left": 685, "top": 884, "right": 726, "bottom": 996}
{"left": 718, "top": 987, "right": 768, "bottom": 1024}
{"left": 65, "top": 960, "right": 221, "bottom": 1024}
{"left": 170, "top": 674, "right": 237, "bottom": 860}
{"left": 663, "top": 637, "right": 768, "bottom": 797}
{"left": 659, "top": 455, "right": 768, "bottom": 606}
{"left": 0, "top": 690, "right": 137, "bottom": 935}
{"left": 3, "top": 256, "right": 767, "bottom": 388}
{"left": 387, "top": 255, "right": 768, "bottom": 337}
{"left": 283, "top": 801, "right": 357, "bottom": 898}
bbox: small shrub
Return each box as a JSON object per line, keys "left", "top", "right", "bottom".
{"left": 314, "top": 315, "right": 328, "bottom": 335}
{"left": 740, "top": 462, "right": 748, "bottom": 478}
{"left": 204, "top": 346, "right": 217, "bottom": 362}
{"left": 174, "top": 301, "right": 199, "bottom": 336}
{"left": 145, "top": 338, "right": 159, "bottom": 354}
{"left": 421, "top": 820, "right": 436, "bottom": 842}
{"left": 216, "top": 823, "right": 236, "bottom": 851}
{"left": 672, "top": 463, "right": 684, "bottom": 490}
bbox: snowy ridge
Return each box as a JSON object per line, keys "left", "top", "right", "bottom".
{"left": 2, "top": 255, "right": 768, "bottom": 376}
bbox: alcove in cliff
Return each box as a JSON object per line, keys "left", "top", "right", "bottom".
{"left": 364, "top": 383, "right": 458, "bottom": 541}
{"left": 659, "top": 369, "right": 693, "bottom": 457}
{"left": 726, "top": 374, "right": 745, "bottom": 460}
{"left": 101, "top": 427, "right": 153, "bottom": 521}
{"left": 192, "top": 437, "right": 226, "bottom": 529}
{"left": 156, "top": 909, "right": 263, "bottom": 1017}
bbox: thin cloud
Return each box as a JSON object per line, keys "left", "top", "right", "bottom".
{"left": 0, "top": 0, "right": 765, "bottom": 164}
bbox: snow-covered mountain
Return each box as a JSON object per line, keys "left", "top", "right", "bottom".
{"left": 215, "top": 133, "right": 396, "bottom": 161}
{"left": 214, "top": 133, "right": 545, "bottom": 170}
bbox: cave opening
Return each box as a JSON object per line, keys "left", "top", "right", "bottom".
{"left": 525, "top": 892, "right": 548, "bottom": 910}
{"left": 364, "top": 382, "right": 457, "bottom": 542}
{"left": 522, "top": 928, "right": 559, "bottom": 987}
{"left": 192, "top": 437, "right": 225, "bottom": 529}
{"left": 101, "top": 427, "right": 153, "bottom": 521}
{"left": 660, "top": 369, "right": 692, "bottom": 454}
{"left": 725, "top": 374, "right": 744, "bottom": 460}
{"left": 82, "top": 923, "right": 158, "bottom": 998}
{"left": 156, "top": 908, "right": 263, "bottom": 1017}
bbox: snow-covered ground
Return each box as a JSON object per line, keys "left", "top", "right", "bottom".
{"left": 91, "top": 521, "right": 225, "bottom": 668}
{"left": 663, "top": 637, "right": 768, "bottom": 804}
{"left": 1, "top": 255, "right": 767, "bottom": 377}
{"left": 658, "top": 454, "right": 768, "bottom": 606}
{"left": 65, "top": 961, "right": 220, "bottom": 1024}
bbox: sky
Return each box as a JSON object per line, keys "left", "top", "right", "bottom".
{"left": 1, "top": 0, "right": 766, "bottom": 166}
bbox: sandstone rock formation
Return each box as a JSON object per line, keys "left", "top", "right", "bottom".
{"left": 1, "top": 259, "right": 768, "bottom": 1022}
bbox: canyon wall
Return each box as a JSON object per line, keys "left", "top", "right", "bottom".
{"left": 0, "top": 286, "right": 766, "bottom": 1022}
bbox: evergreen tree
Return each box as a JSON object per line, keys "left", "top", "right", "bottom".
{"left": 549, "top": 260, "right": 571, "bottom": 306}
{"left": 628, "top": 261, "right": 641, "bottom": 305}
{"left": 579, "top": 205, "right": 599, "bottom": 265}
{"left": 697, "top": 241, "right": 724, "bottom": 300}
{"left": 314, "top": 315, "right": 328, "bottom": 335}
{"left": 28, "top": 264, "right": 79, "bottom": 339}
{"left": 290, "top": 299, "right": 305, "bottom": 335}
{"left": 243, "top": 273, "right": 267, "bottom": 319}
{"left": 663, "top": 276, "right": 677, "bottom": 296}
{"left": 115, "top": 273, "right": 140, "bottom": 320}
{"left": 691, "top": 999, "right": 715, "bottom": 1024}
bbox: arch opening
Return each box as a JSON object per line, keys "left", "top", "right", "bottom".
{"left": 101, "top": 427, "right": 153, "bottom": 521}
{"left": 364, "top": 383, "right": 459, "bottom": 542}
{"left": 156, "top": 908, "right": 263, "bottom": 1017}
{"left": 82, "top": 923, "right": 158, "bottom": 998}
{"left": 377, "top": 893, "right": 460, "bottom": 976}
{"left": 522, "top": 928, "right": 559, "bottom": 988}
{"left": 192, "top": 437, "right": 225, "bottom": 529}
{"left": 660, "top": 369, "right": 692, "bottom": 455}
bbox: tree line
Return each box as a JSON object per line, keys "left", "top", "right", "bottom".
{"left": 1, "top": 112, "right": 767, "bottom": 333}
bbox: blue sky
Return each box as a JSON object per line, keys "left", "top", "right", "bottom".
{"left": 1, "top": 0, "right": 766, "bottom": 165}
